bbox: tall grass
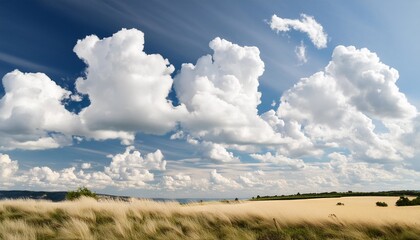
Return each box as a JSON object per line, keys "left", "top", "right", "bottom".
{"left": 0, "top": 198, "right": 419, "bottom": 240}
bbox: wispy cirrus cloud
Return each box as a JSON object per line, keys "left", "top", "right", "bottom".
{"left": 270, "top": 14, "right": 328, "bottom": 49}
{"left": 0, "top": 52, "right": 62, "bottom": 75}
{"left": 295, "top": 41, "right": 307, "bottom": 64}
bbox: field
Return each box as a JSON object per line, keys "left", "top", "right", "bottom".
{"left": 0, "top": 196, "right": 420, "bottom": 240}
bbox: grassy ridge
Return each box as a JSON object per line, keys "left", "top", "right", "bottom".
{"left": 251, "top": 190, "right": 420, "bottom": 201}
{"left": 0, "top": 198, "right": 420, "bottom": 240}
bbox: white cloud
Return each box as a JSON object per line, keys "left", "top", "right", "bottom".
{"left": 23, "top": 166, "right": 114, "bottom": 189}
{"left": 104, "top": 146, "right": 166, "bottom": 187}
{"left": 2, "top": 28, "right": 420, "bottom": 195}
{"left": 0, "top": 146, "right": 166, "bottom": 190}
{"left": 26, "top": 167, "right": 61, "bottom": 186}
{"left": 270, "top": 14, "right": 328, "bottom": 49}
{"left": 81, "top": 163, "right": 91, "bottom": 169}
{"left": 327, "top": 152, "right": 394, "bottom": 184}
{"left": 250, "top": 152, "right": 306, "bottom": 170}
{"left": 277, "top": 45, "right": 417, "bottom": 162}
{"left": 0, "top": 29, "right": 192, "bottom": 150}
{"left": 271, "top": 100, "right": 276, "bottom": 107}
{"left": 327, "top": 46, "right": 416, "bottom": 120}
{"left": 237, "top": 170, "right": 287, "bottom": 191}
{"left": 0, "top": 154, "right": 18, "bottom": 186}
{"left": 170, "top": 130, "right": 184, "bottom": 140}
{"left": 237, "top": 170, "right": 264, "bottom": 187}
{"left": 210, "top": 169, "right": 242, "bottom": 190}
{"left": 0, "top": 70, "right": 79, "bottom": 150}
{"left": 74, "top": 28, "right": 187, "bottom": 140}
{"left": 205, "top": 142, "right": 240, "bottom": 163}
{"left": 174, "top": 37, "right": 283, "bottom": 145}
{"left": 161, "top": 174, "right": 192, "bottom": 191}
{"left": 295, "top": 41, "right": 307, "bottom": 63}
{"left": 70, "top": 94, "right": 83, "bottom": 102}
{"left": 186, "top": 137, "right": 240, "bottom": 162}
{"left": 2, "top": 148, "right": 420, "bottom": 196}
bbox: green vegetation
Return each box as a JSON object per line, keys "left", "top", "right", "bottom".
{"left": 65, "top": 187, "right": 97, "bottom": 201}
{"left": 395, "top": 196, "right": 420, "bottom": 206}
{"left": 251, "top": 190, "right": 420, "bottom": 201}
{"left": 376, "top": 202, "right": 388, "bottom": 207}
{"left": 0, "top": 198, "right": 419, "bottom": 240}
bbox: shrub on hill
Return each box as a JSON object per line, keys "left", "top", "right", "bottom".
{"left": 66, "top": 187, "right": 97, "bottom": 201}
{"left": 376, "top": 201, "right": 388, "bottom": 207}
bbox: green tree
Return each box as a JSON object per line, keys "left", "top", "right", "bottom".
{"left": 66, "top": 187, "right": 98, "bottom": 201}
{"left": 396, "top": 196, "right": 411, "bottom": 206}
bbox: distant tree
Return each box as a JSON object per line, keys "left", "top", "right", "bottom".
{"left": 297, "top": 192, "right": 301, "bottom": 196}
{"left": 235, "top": 198, "right": 239, "bottom": 201}
{"left": 66, "top": 187, "right": 97, "bottom": 201}
{"left": 396, "top": 196, "right": 411, "bottom": 206}
{"left": 412, "top": 196, "right": 420, "bottom": 205}
{"left": 256, "top": 195, "right": 260, "bottom": 199}
{"left": 396, "top": 196, "right": 420, "bottom": 206}
{"left": 376, "top": 201, "right": 388, "bottom": 207}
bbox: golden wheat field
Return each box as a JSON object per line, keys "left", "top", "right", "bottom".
{"left": 0, "top": 197, "right": 419, "bottom": 240}
{"left": 189, "top": 196, "right": 420, "bottom": 225}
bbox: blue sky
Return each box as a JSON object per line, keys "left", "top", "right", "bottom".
{"left": 1, "top": 0, "right": 420, "bottom": 198}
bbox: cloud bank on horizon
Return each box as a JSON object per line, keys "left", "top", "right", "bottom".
{"left": 1, "top": 13, "right": 420, "bottom": 196}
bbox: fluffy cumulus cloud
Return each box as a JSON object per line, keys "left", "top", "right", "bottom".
{"left": 0, "top": 146, "right": 167, "bottom": 190}
{"left": 270, "top": 14, "right": 328, "bottom": 49}
{"left": 161, "top": 174, "right": 192, "bottom": 191}
{"left": 174, "top": 37, "right": 283, "bottom": 145}
{"left": 0, "top": 29, "right": 188, "bottom": 150}
{"left": 0, "top": 70, "right": 79, "bottom": 150}
{"left": 74, "top": 28, "right": 187, "bottom": 142}
{"left": 209, "top": 169, "right": 242, "bottom": 191}
{"left": 105, "top": 146, "right": 166, "bottom": 187}
{"left": 0, "top": 154, "right": 18, "bottom": 186}
{"left": 23, "top": 166, "right": 115, "bottom": 189}
{"left": 277, "top": 45, "right": 417, "bottom": 162}
{"left": 326, "top": 152, "right": 395, "bottom": 184}
{"left": 327, "top": 46, "right": 416, "bottom": 120}
{"left": 2, "top": 27, "right": 420, "bottom": 194}
{"left": 2, "top": 148, "right": 420, "bottom": 195}
{"left": 250, "top": 152, "right": 306, "bottom": 170}
{"left": 186, "top": 136, "right": 239, "bottom": 162}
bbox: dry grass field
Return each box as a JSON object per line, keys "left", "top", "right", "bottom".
{"left": 189, "top": 196, "right": 420, "bottom": 225}
{"left": 0, "top": 196, "right": 419, "bottom": 239}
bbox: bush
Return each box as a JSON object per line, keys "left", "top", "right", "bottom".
{"left": 66, "top": 187, "right": 97, "bottom": 201}
{"left": 411, "top": 196, "right": 420, "bottom": 205}
{"left": 336, "top": 202, "right": 344, "bottom": 206}
{"left": 396, "top": 196, "right": 420, "bottom": 206}
{"left": 396, "top": 196, "right": 411, "bottom": 206}
{"left": 376, "top": 201, "right": 388, "bottom": 207}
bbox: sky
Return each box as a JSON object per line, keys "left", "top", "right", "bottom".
{"left": 1, "top": 0, "right": 420, "bottom": 198}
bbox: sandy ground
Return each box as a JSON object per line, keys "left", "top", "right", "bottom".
{"left": 186, "top": 197, "right": 420, "bottom": 225}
